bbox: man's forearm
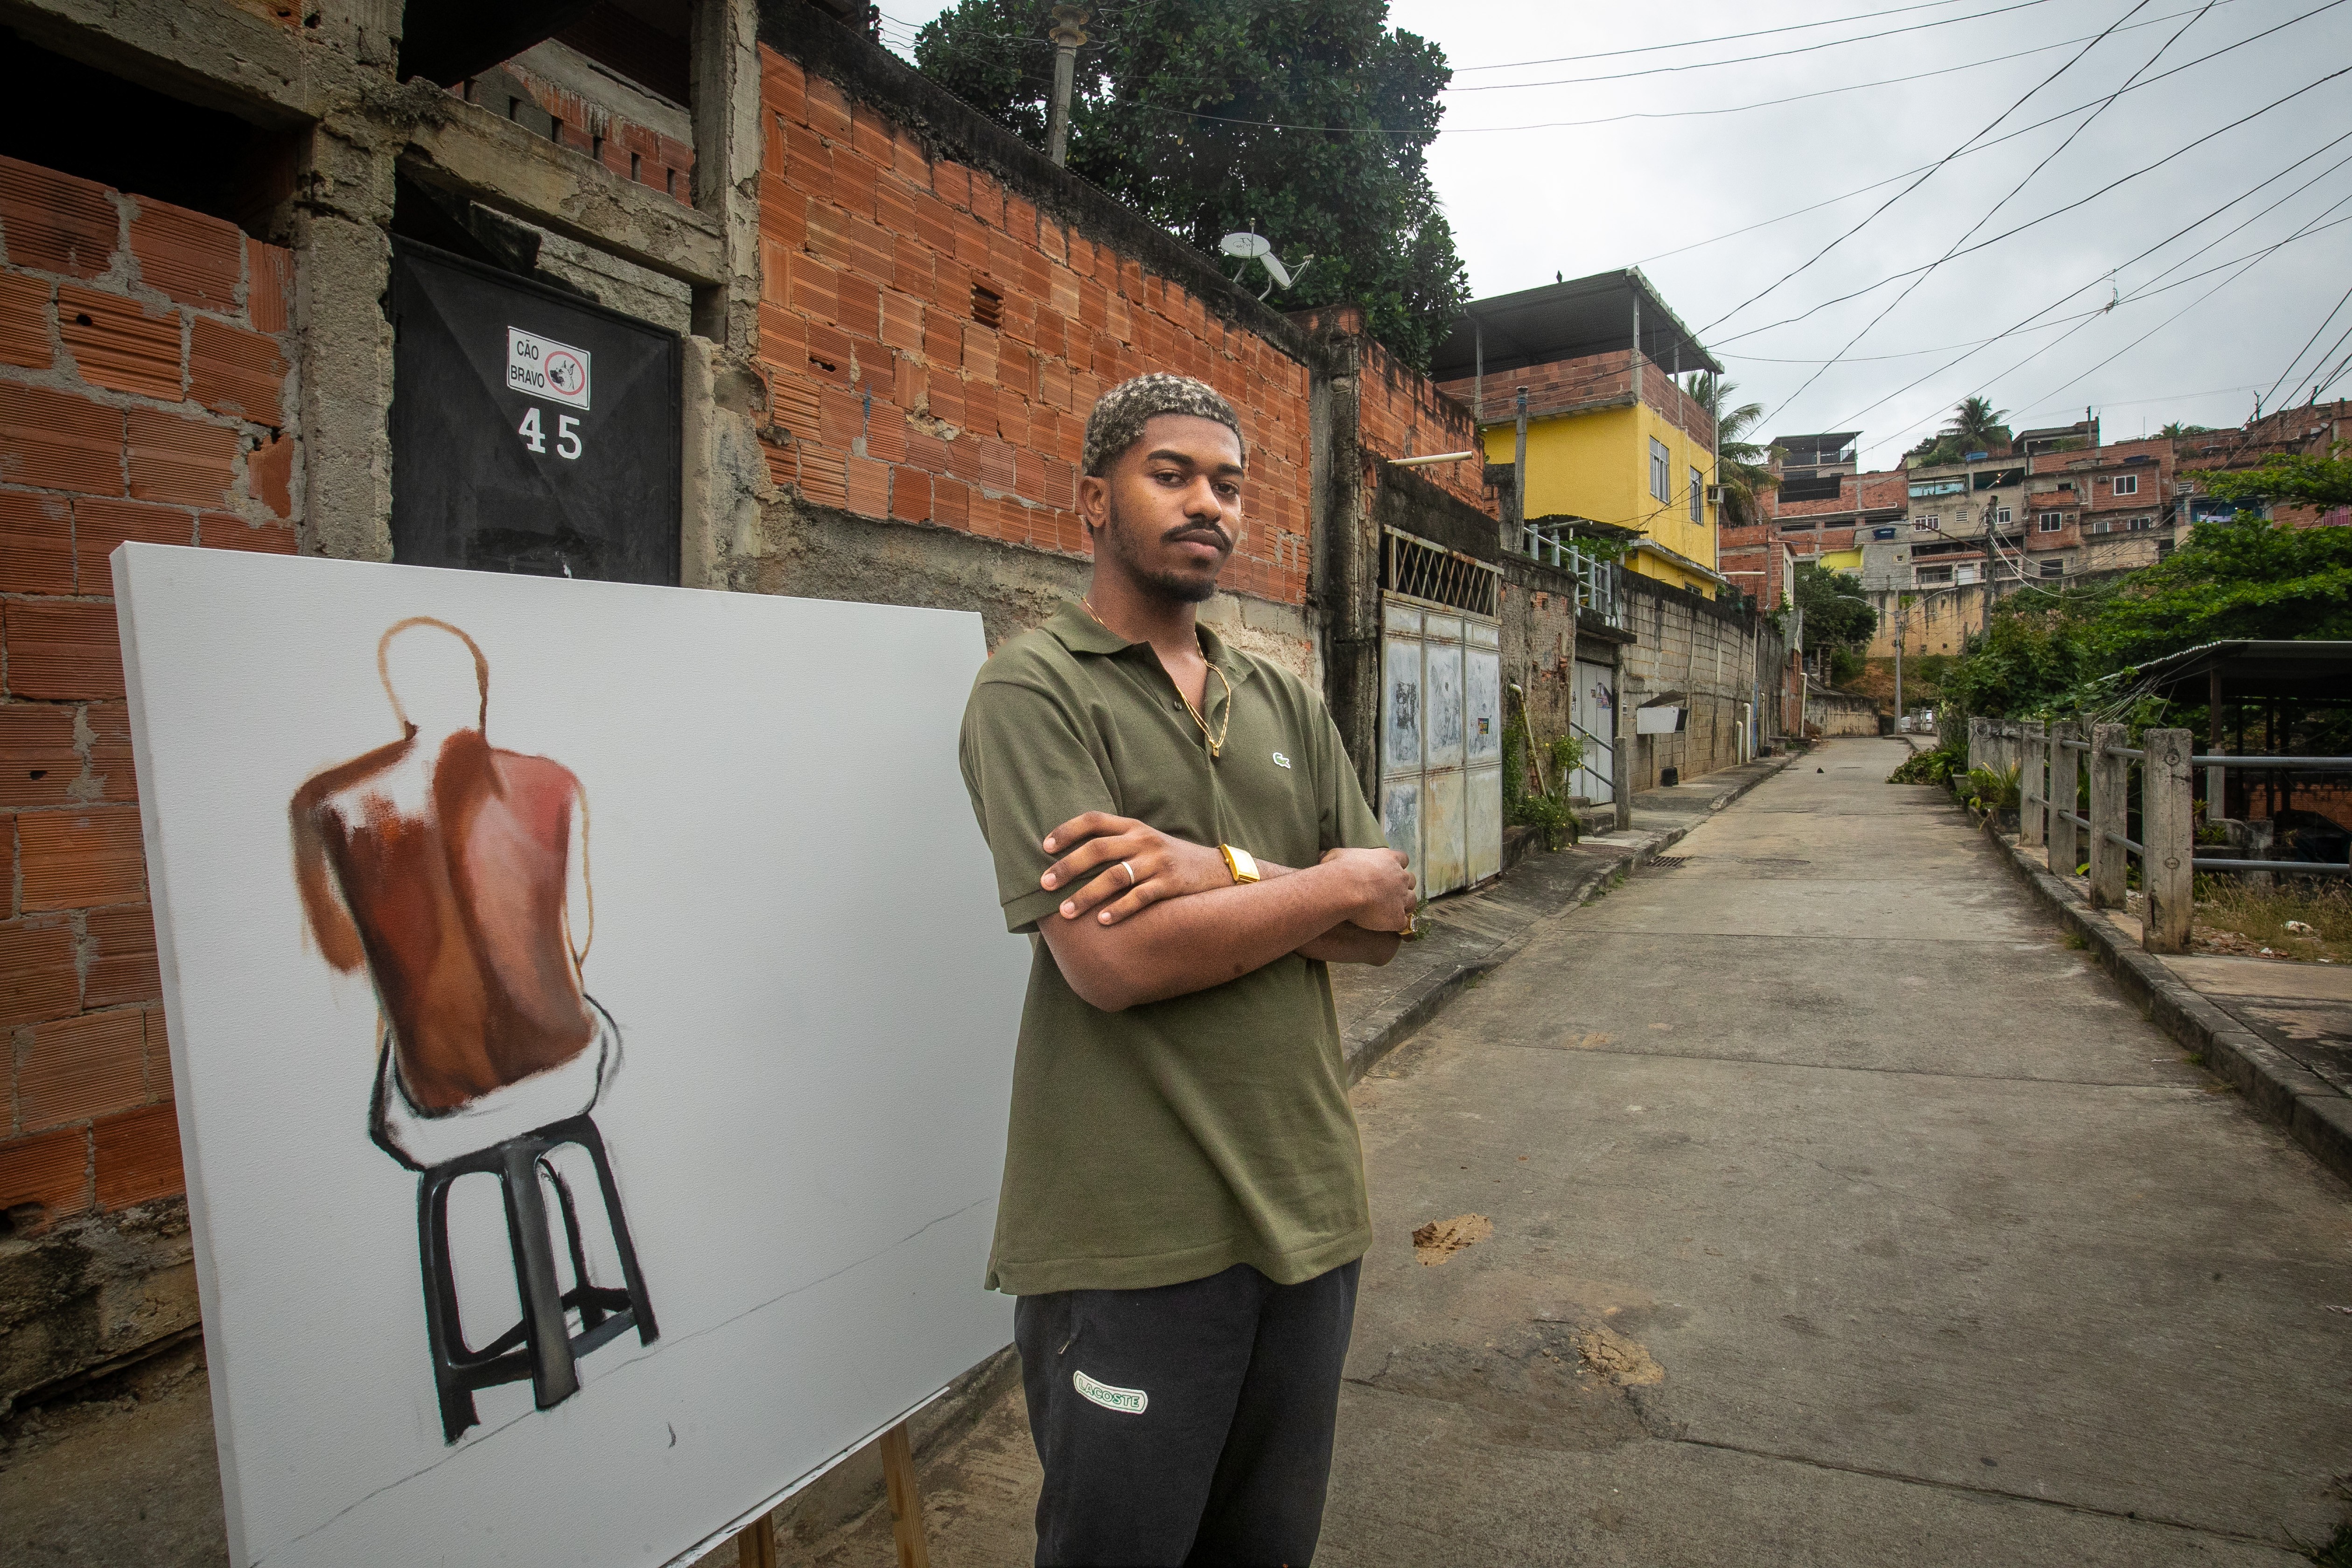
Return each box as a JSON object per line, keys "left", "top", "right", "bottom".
{"left": 1040, "top": 862, "right": 1376, "bottom": 1011}
{"left": 1296, "top": 923, "right": 1401, "bottom": 965}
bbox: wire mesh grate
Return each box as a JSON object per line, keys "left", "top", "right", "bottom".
{"left": 1382, "top": 528, "right": 1500, "bottom": 617}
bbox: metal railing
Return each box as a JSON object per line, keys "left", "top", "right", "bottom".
{"left": 1981, "top": 716, "right": 2351, "bottom": 957}
{"left": 1518, "top": 519, "right": 1626, "bottom": 630}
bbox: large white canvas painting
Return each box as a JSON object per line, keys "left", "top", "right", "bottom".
{"left": 113, "top": 545, "right": 1028, "bottom": 1568}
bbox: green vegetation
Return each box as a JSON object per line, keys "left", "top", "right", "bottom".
{"left": 2196, "top": 879, "right": 2351, "bottom": 966}
{"left": 1962, "top": 762, "right": 2022, "bottom": 814}
{"left": 1502, "top": 709, "right": 1584, "bottom": 851}
{"left": 1887, "top": 739, "right": 1966, "bottom": 786}
{"left": 1925, "top": 512, "right": 2352, "bottom": 729}
{"left": 1689, "top": 373, "right": 1774, "bottom": 528}
{"left": 1793, "top": 561, "right": 1876, "bottom": 651}
{"left": 2186, "top": 446, "right": 2352, "bottom": 511}
{"left": 1904, "top": 396, "right": 2014, "bottom": 466}
{"left": 914, "top": 0, "right": 1465, "bottom": 367}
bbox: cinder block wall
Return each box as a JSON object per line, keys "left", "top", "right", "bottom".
{"left": 744, "top": 27, "right": 1315, "bottom": 670}
{"left": 0, "top": 153, "right": 298, "bottom": 1387}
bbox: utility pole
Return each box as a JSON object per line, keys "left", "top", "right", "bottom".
{"left": 1045, "top": 7, "right": 1088, "bottom": 167}
{"left": 1513, "top": 386, "right": 1530, "bottom": 556}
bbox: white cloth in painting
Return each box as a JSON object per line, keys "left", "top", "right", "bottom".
{"left": 370, "top": 1001, "right": 621, "bottom": 1170}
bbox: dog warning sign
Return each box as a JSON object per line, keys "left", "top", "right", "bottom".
{"left": 506, "top": 327, "right": 591, "bottom": 410}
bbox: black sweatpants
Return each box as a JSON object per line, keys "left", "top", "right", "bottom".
{"left": 1014, "top": 1260, "right": 1361, "bottom": 1568}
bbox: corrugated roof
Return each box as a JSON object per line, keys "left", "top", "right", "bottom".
{"left": 1429, "top": 268, "right": 1722, "bottom": 380}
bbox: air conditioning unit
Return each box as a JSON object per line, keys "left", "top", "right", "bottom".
{"left": 1704, "top": 485, "right": 1725, "bottom": 504}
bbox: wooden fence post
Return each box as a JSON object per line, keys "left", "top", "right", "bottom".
{"left": 2142, "top": 727, "right": 2195, "bottom": 954}
{"left": 2088, "top": 723, "right": 2129, "bottom": 911}
{"left": 2048, "top": 720, "right": 2080, "bottom": 878}
{"left": 2020, "top": 722, "right": 2046, "bottom": 849}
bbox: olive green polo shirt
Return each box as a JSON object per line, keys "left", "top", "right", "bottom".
{"left": 959, "top": 600, "right": 1388, "bottom": 1296}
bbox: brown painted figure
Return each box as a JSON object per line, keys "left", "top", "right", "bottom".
{"left": 289, "top": 617, "right": 653, "bottom": 1442}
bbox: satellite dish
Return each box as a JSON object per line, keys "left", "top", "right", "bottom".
{"left": 1218, "top": 228, "right": 1313, "bottom": 299}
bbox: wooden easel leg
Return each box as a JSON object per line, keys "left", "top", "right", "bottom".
{"left": 879, "top": 1421, "right": 931, "bottom": 1568}
{"left": 734, "top": 1514, "right": 777, "bottom": 1568}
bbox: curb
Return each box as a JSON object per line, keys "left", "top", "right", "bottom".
{"left": 1984, "top": 822, "right": 2352, "bottom": 1188}
{"left": 1342, "top": 752, "right": 1798, "bottom": 1083}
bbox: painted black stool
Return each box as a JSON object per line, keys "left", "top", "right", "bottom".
{"left": 414, "top": 1113, "right": 657, "bottom": 1443}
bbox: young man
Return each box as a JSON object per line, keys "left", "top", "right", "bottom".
{"left": 959, "top": 373, "right": 1415, "bottom": 1566}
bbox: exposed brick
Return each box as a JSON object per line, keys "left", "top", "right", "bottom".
{"left": 891, "top": 235, "right": 933, "bottom": 300}
{"left": 932, "top": 474, "right": 969, "bottom": 532}
{"left": 845, "top": 455, "right": 889, "bottom": 518}
{"left": 926, "top": 374, "right": 964, "bottom": 428}
{"left": 189, "top": 315, "right": 285, "bottom": 426}
{"left": 144, "top": 1002, "right": 170, "bottom": 1099}
{"left": 246, "top": 431, "right": 293, "bottom": 518}
{"left": 0, "top": 706, "right": 82, "bottom": 810}
{"left": 865, "top": 400, "right": 907, "bottom": 463}
{"left": 0, "top": 811, "right": 14, "bottom": 906}
{"left": 891, "top": 127, "right": 929, "bottom": 187}
{"left": 795, "top": 442, "right": 847, "bottom": 508}
{"left": 127, "top": 196, "right": 241, "bottom": 310}
{"left": 81, "top": 700, "right": 133, "bottom": 804}
{"left": 805, "top": 74, "right": 852, "bottom": 140}
{"left": 126, "top": 407, "right": 236, "bottom": 506}
{"left": 830, "top": 145, "right": 878, "bottom": 220}
{"left": 873, "top": 177, "right": 917, "bottom": 242}
{"left": 20, "top": 1008, "right": 145, "bottom": 1128}
{"left": 0, "top": 156, "right": 118, "bottom": 279}
{"left": 850, "top": 104, "right": 894, "bottom": 167}
{"left": 6, "top": 600, "right": 124, "bottom": 699}
{"left": 196, "top": 514, "right": 295, "bottom": 554}
{"left": 889, "top": 465, "right": 930, "bottom": 522}
{"left": 805, "top": 322, "right": 854, "bottom": 386}
{"left": 55, "top": 284, "right": 182, "bottom": 402}
{"left": 0, "top": 382, "right": 124, "bottom": 495}
{"left": 931, "top": 161, "right": 969, "bottom": 211}
{"left": 835, "top": 272, "right": 882, "bottom": 343}
{"left": 789, "top": 252, "right": 840, "bottom": 323}
{"left": 84, "top": 903, "right": 160, "bottom": 1011}
{"left": 0, "top": 488, "right": 75, "bottom": 593}
{"left": 893, "top": 354, "right": 924, "bottom": 415}
{"left": 0, "top": 1126, "right": 89, "bottom": 1222}
{"left": 0, "top": 917, "right": 79, "bottom": 1025}
{"left": 766, "top": 370, "right": 823, "bottom": 443}
{"left": 0, "top": 271, "right": 51, "bottom": 369}
{"left": 93, "top": 1102, "right": 182, "bottom": 1209}
{"left": 967, "top": 170, "right": 1003, "bottom": 230}
{"left": 761, "top": 43, "right": 806, "bottom": 122}
{"left": 245, "top": 238, "right": 292, "bottom": 334}
{"left": 18, "top": 805, "right": 143, "bottom": 909}
{"left": 75, "top": 495, "right": 193, "bottom": 595}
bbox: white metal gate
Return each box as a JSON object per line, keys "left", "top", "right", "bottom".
{"left": 1379, "top": 529, "right": 1503, "bottom": 900}
{"left": 1571, "top": 659, "right": 1616, "bottom": 805}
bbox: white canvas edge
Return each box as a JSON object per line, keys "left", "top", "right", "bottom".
{"left": 114, "top": 543, "right": 253, "bottom": 1568}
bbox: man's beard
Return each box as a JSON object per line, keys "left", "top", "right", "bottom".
{"left": 1100, "top": 497, "right": 1224, "bottom": 604}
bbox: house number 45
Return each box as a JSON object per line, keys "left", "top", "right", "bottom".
{"left": 517, "top": 407, "right": 582, "bottom": 460}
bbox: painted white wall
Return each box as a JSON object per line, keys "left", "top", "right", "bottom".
{"left": 115, "top": 546, "right": 1027, "bottom": 1568}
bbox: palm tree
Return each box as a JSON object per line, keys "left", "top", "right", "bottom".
{"left": 1689, "top": 372, "right": 1776, "bottom": 527}
{"left": 1943, "top": 396, "right": 2012, "bottom": 455}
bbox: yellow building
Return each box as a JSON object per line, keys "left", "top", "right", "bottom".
{"left": 1432, "top": 270, "right": 1728, "bottom": 597}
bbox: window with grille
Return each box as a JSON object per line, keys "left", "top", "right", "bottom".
{"left": 2127, "top": 514, "right": 2154, "bottom": 531}
{"left": 1687, "top": 467, "right": 1702, "bottom": 522}
{"left": 1649, "top": 438, "right": 1670, "bottom": 504}
{"left": 2038, "top": 559, "right": 2065, "bottom": 579}
{"left": 1993, "top": 506, "right": 2012, "bottom": 526}
{"left": 1382, "top": 527, "right": 1500, "bottom": 617}
{"left": 1915, "top": 565, "right": 1953, "bottom": 584}
{"left": 1912, "top": 515, "right": 1939, "bottom": 530}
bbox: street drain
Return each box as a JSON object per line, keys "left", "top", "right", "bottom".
{"left": 1647, "top": 856, "right": 1690, "bottom": 869}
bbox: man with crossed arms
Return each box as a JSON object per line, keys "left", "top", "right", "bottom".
{"left": 960, "top": 373, "right": 1415, "bottom": 1566}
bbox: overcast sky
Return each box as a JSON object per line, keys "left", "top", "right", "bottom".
{"left": 874, "top": 0, "right": 2352, "bottom": 464}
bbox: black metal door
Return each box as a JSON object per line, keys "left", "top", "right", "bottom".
{"left": 388, "top": 240, "right": 681, "bottom": 585}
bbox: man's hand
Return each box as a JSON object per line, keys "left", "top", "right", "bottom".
{"left": 1319, "top": 846, "right": 1416, "bottom": 934}
{"left": 1040, "top": 812, "right": 1236, "bottom": 924}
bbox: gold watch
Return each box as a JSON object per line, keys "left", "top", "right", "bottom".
{"left": 1220, "top": 844, "right": 1260, "bottom": 884}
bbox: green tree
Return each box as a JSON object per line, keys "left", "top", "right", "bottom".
{"left": 1944, "top": 395, "right": 2012, "bottom": 455}
{"left": 2183, "top": 448, "right": 2352, "bottom": 510}
{"left": 2160, "top": 421, "right": 2211, "bottom": 438}
{"left": 2093, "top": 515, "right": 2352, "bottom": 664}
{"left": 1938, "top": 595, "right": 2103, "bottom": 718}
{"left": 914, "top": 0, "right": 1466, "bottom": 367}
{"left": 1688, "top": 372, "right": 1774, "bottom": 527}
{"left": 1793, "top": 561, "right": 1876, "bottom": 648}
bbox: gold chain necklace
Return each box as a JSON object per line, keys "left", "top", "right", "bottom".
{"left": 1082, "top": 597, "right": 1233, "bottom": 757}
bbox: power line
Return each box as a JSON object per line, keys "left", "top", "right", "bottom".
{"left": 1713, "top": 49, "right": 2352, "bottom": 348}
{"left": 1700, "top": 0, "right": 2168, "bottom": 336}
{"left": 1722, "top": 314, "right": 2110, "bottom": 362}
{"left": 2258, "top": 277, "right": 2352, "bottom": 410}
{"left": 1445, "top": 0, "right": 2059, "bottom": 90}
{"left": 1455, "top": 0, "right": 1995, "bottom": 69}
{"left": 1752, "top": 0, "right": 2217, "bottom": 425}
{"left": 1120, "top": 0, "right": 2237, "bottom": 137}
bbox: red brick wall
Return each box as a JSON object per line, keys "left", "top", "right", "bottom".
{"left": 753, "top": 47, "right": 1311, "bottom": 605}
{"left": 0, "top": 154, "right": 296, "bottom": 1230}
{"left": 462, "top": 62, "right": 694, "bottom": 205}
{"left": 1433, "top": 349, "right": 1715, "bottom": 449}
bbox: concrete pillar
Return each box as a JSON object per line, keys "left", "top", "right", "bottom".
{"left": 1612, "top": 667, "right": 1633, "bottom": 831}
{"left": 294, "top": 118, "right": 398, "bottom": 562}
{"left": 2048, "top": 720, "right": 2080, "bottom": 877}
{"left": 2088, "top": 723, "right": 2129, "bottom": 912}
{"left": 2142, "top": 727, "right": 2195, "bottom": 954}
{"left": 690, "top": 0, "right": 763, "bottom": 356}
{"left": 1306, "top": 325, "right": 1378, "bottom": 806}
{"left": 2020, "top": 722, "right": 2046, "bottom": 849}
